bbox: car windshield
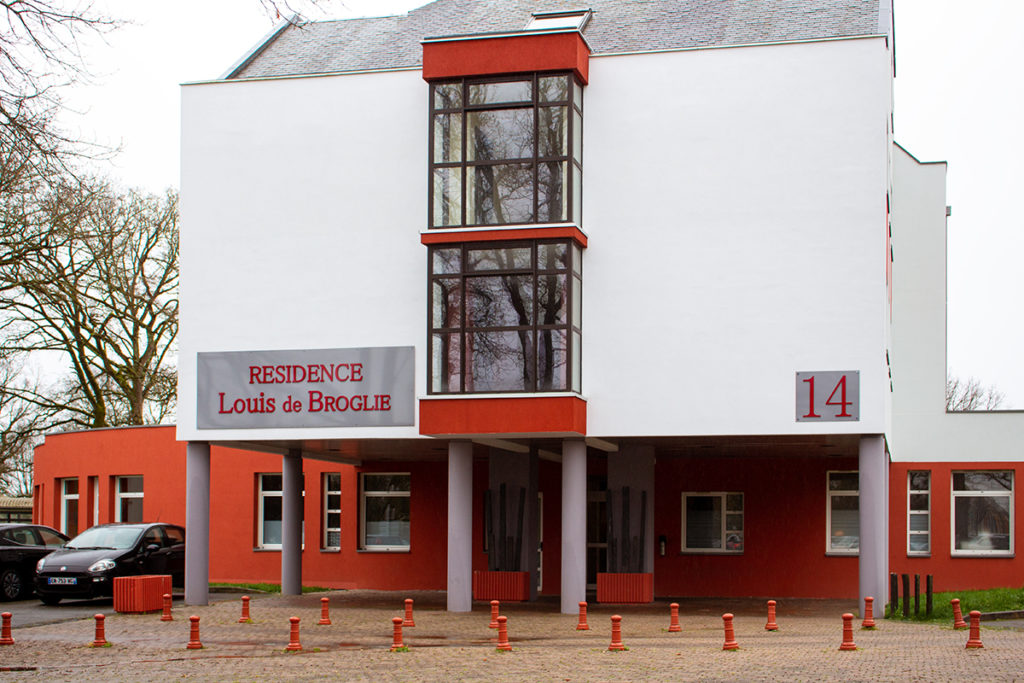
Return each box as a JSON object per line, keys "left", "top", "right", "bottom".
{"left": 67, "top": 526, "right": 143, "bottom": 550}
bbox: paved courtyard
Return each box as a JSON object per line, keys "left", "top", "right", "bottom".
{"left": 1, "top": 590, "right": 1022, "bottom": 681}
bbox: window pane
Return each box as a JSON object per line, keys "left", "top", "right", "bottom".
{"left": 829, "top": 473, "right": 859, "bottom": 491}
{"left": 327, "top": 530, "right": 341, "bottom": 547}
{"left": 909, "top": 493, "right": 929, "bottom": 511}
{"left": 572, "top": 164, "right": 582, "bottom": 223}
{"left": 539, "top": 75, "right": 569, "bottom": 101}
{"left": 954, "top": 471, "right": 1012, "bottom": 492}
{"left": 466, "top": 275, "right": 534, "bottom": 327}
{"left": 465, "top": 331, "right": 532, "bottom": 392}
{"left": 829, "top": 496, "right": 859, "bottom": 550}
{"left": 537, "top": 328, "right": 567, "bottom": 391}
{"left": 573, "top": 79, "right": 583, "bottom": 110}
{"left": 726, "top": 531, "right": 744, "bottom": 551}
{"left": 432, "top": 247, "right": 461, "bottom": 275}
{"left": 466, "top": 246, "right": 532, "bottom": 271}
{"left": 908, "top": 471, "right": 930, "bottom": 491}
{"left": 261, "top": 474, "right": 282, "bottom": 491}
{"left": 327, "top": 474, "right": 341, "bottom": 490}
{"left": 64, "top": 479, "right": 79, "bottom": 495}
{"left": 120, "top": 497, "right": 144, "bottom": 524}
{"left": 538, "top": 160, "right": 567, "bottom": 222}
{"left": 909, "top": 513, "right": 929, "bottom": 531}
{"left": 538, "top": 242, "right": 568, "bottom": 271}
{"left": 572, "top": 274, "right": 582, "bottom": 328}
{"left": 467, "top": 109, "right": 534, "bottom": 161}
{"left": 432, "top": 278, "right": 462, "bottom": 329}
{"left": 433, "top": 113, "right": 462, "bottom": 163}
{"left": 64, "top": 500, "right": 79, "bottom": 537}
{"left": 364, "top": 496, "right": 410, "bottom": 547}
{"left": 432, "top": 167, "right": 463, "bottom": 227}
{"left": 327, "top": 494, "right": 341, "bottom": 509}
{"left": 263, "top": 496, "right": 282, "bottom": 546}
{"left": 363, "top": 474, "right": 410, "bottom": 493}
{"left": 726, "top": 494, "right": 743, "bottom": 512}
{"left": 468, "top": 80, "right": 531, "bottom": 105}
{"left": 537, "top": 273, "right": 567, "bottom": 325}
{"left": 908, "top": 535, "right": 930, "bottom": 553}
{"left": 954, "top": 496, "right": 1011, "bottom": 550}
{"left": 433, "top": 82, "right": 462, "bottom": 110}
{"left": 119, "top": 476, "right": 143, "bottom": 493}
{"left": 571, "top": 330, "right": 581, "bottom": 392}
{"left": 431, "top": 333, "right": 461, "bottom": 393}
{"left": 538, "top": 106, "right": 567, "bottom": 157}
{"left": 469, "top": 163, "right": 534, "bottom": 225}
{"left": 686, "top": 496, "right": 722, "bottom": 549}
{"left": 327, "top": 512, "right": 341, "bottom": 528}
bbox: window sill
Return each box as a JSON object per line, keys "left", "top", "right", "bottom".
{"left": 825, "top": 552, "right": 859, "bottom": 557}
{"left": 357, "top": 548, "right": 411, "bottom": 553}
{"left": 678, "top": 550, "right": 743, "bottom": 556}
{"left": 906, "top": 553, "right": 932, "bottom": 558}
{"left": 951, "top": 553, "right": 1015, "bottom": 559}
{"left": 320, "top": 548, "right": 341, "bottom": 554}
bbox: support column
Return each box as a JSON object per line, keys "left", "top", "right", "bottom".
{"left": 184, "top": 441, "right": 210, "bottom": 606}
{"left": 560, "top": 439, "right": 587, "bottom": 614}
{"left": 858, "top": 435, "right": 889, "bottom": 615}
{"left": 447, "top": 440, "right": 473, "bottom": 612}
{"left": 281, "top": 449, "right": 303, "bottom": 596}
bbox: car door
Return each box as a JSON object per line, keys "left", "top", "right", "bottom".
{"left": 138, "top": 526, "right": 169, "bottom": 575}
{"left": 162, "top": 526, "right": 186, "bottom": 586}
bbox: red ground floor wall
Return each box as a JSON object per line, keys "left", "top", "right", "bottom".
{"left": 32, "top": 427, "right": 1024, "bottom": 599}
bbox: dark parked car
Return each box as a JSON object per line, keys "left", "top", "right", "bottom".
{"left": 34, "top": 523, "right": 185, "bottom": 605}
{"left": 1, "top": 523, "right": 69, "bottom": 600}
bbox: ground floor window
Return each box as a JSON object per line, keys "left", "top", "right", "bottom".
{"left": 360, "top": 473, "right": 410, "bottom": 550}
{"left": 952, "top": 470, "right": 1013, "bottom": 556}
{"left": 257, "top": 473, "right": 282, "bottom": 549}
{"left": 681, "top": 492, "right": 743, "bottom": 553}
{"left": 115, "top": 475, "right": 144, "bottom": 523}
{"left": 827, "top": 471, "right": 859, "bottom": 554}
{"left": 323, "top": 473, "right": 341, "bottom": 550}
{"left": 60, "top": 477, "right": 79, "bottom": 537}
{"left": 907, "top": 470, "right": 930, "bottom": 555}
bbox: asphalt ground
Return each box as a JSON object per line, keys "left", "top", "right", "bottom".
{"left": 2, "top": 590, "right": 1023, "bottom": 681}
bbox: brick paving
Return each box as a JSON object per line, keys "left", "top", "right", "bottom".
{"left": 1, "top": 590, "right": 1022, "bottom": 681}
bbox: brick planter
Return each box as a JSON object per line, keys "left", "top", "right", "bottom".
{"left": 596, "top": 572, "right": 654, "bottom": 603}
{"left": 472, "top": 570, "right": 530, "bottom": 601}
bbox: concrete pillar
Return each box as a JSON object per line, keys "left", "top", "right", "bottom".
{"left": 184, "top": 441, "right": 210, "bottom": 606}
{"left": 859, "top": 435, "right": 889, "bottom": 615}
{"left": 447, "top": 440, "right": 473, "bottom": 612}
{"left": 560, "top": 439, "right": 587, "bottom": 614}
{"left": 281, "top": 449, "right": 303, "bottom": 596}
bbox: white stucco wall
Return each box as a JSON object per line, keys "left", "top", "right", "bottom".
{"left": 178, "top": 36, "right": 894, "bottom": 443}
{"left": 889, "top": 144, "right": 1024, "bottom": 462}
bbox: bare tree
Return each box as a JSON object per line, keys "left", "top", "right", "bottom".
{"left": 0, "top": 352, "right": 42, "bottom": 496}
{"left": 946, "top": 373, "right": 1005, "bottom": 412}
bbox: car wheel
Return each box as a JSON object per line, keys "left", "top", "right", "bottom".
{"left": 1, "top": 567, "right": 26, "bottom": 601}
{"left": 39, "top": 593, "right": 62, "bottom": 606}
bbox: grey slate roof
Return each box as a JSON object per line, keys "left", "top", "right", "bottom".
{"left": 228, "top": 0, "right": 886, "bottom": 80}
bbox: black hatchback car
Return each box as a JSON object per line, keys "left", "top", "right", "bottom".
{"left": 0, "top": 523, "right": 69, "bottom": 600}
{"left": 34, "top": 523, "right": 185, "bottom": 605}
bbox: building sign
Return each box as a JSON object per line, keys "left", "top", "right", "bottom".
{"left": 795, "top": 371, "right": 859, "bottom": 422}
{"left": 197, "top": 347, "right": 414, "bottom": 429}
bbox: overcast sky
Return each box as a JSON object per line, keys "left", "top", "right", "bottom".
{"left": 58, "top": 0, "right": 1023, "bottom": 407}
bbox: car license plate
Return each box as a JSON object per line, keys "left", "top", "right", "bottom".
{"left": 47, "top": 577, "right": 77, "bottom": 585}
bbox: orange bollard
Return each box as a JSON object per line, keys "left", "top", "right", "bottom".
{"left": 390, "top": 616, "right": 405, "bottom": 651}
{"left": 161, "top": 593, "right": 173, "bottom": 622}
{"left": 91, "top": 614, "right": 107, "bottom": 647}
{"left": 951, "top": 598, "right": 968, "bottom": 629}
{"left": 608, "top": 614, "right": 625, "bottom": 651}
{"left": 668, "top": 603, "right": 681, "bottom": 632}
{"left": 496, "top": 615, "right": 512, "bottom": 651}
{"left": 722, "top": 613, "right": 739, "bottom": 651}
{"left": 1, "top": 612, "right": 14, "bottom": 645}
{"left": 286, "top": 616, "right": 302, "bottom": 651}
{"left": 765, "top": 600, "right": 779, "bottom": 631}
{"left": 861, "top": 596, "right": 876, "bottom": 629}
{"left": 576, "top": 601, "right": 590, "bottom": 631}
{"left": 839, "top": 613, "right": 857, "bottom": 651}
{"left": 489, "top": 600, "right": 500, "bottom": 629}
{"left": 403, "top": 598, "right": 415, "bottom": 627}
{"left": 318, "top": 597, "right": 331, "bottom": 625}
{"left": 186, "top": 615, "right": 203, "bottom": 650}
{"left": 965, "top": 610, "right": 984, "bottom": 649}
{"left": 238, "top": 595, "right": 252, "bottom": 623}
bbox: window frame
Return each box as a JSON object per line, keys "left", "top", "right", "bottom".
{"left": 256, "top": 473, "right": 283, "bottom": 550}
{"left": 115, "top": 475, "right": 144, "bottom": 523}
{"left": 427, "top": 239, "right": 582, "bottom": 394}
{"left": 680, "top": 492, "right": 744, "bottom": 554}
{"left": 428, "top": 72, "right": 583, "bottom": 229}
{"left": 322, "top": 472, "right": 342, "bottom": 551}
{"left": 907, "top": 470, "right": 930, "bottom": 556}
{"left": 359, "top": 472, "right": 411, "bottom": 552}
{"left": 951, "top": 470, "right": 1014, "bottom": 557}
{"left": 60, "top": 477, "right": 79, "bottom": 537}
{"left": 826, "top": 471, "right": 859, "bottom": 555}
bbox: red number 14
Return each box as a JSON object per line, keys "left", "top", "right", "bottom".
{"left": 803, "top": 375, "right": 852, "bottom": 418}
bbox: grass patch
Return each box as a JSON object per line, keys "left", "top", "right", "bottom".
{"left": 888, "top": 586, "right": 1024, "bottom": 624}
{"left": 208, "top": 582, "right": 334, "bottom": 594}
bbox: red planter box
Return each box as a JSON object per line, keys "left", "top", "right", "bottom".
{"left": 596, "top": 573, "right": 654, "bottom": 603}
{"left": 113, "top": 574, "right": 172, "bottom": 613}
{"left": 472, "top": 570, "right": 530, "bottom": 601}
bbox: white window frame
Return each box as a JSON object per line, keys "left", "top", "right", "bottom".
{"left": 359, "top": 472, "right": 411, "bottom": 551}
{"left": 322, "top": 472, "right": 342, "bottom": 550}
{"left": 115, "top": 475, "right": 144, "bottom": 523}
{"left": 907, "top": 470, "right": 931, "bottom": 556}
{"left": 951, "top": 470, "right": 1014, "bottom": 557}
{"left": 257, "top": 473, "right": 283, "bottom": 550}
{"left": 826, "top": 471, "right": 859, "bottom": 555}
{"left": 680, "top": 492, "right": 744, "bottom": 554}
{"left": 60, "top": 477, "right": 79, "bottom": 536}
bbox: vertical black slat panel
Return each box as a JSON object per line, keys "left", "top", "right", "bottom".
{"left": 638, "top": 489, "right": 648, "bottom": 573}
{"left": 514, "top": 486, "right": 526, "bottom": 572}
{"left": 926, "top": 575, "right": 933, "bottom": 616}
{"left": 901, "top": 574, "right": 910, "bottom": 618}
{"left": 606, "top": 489, "right": 616, "bottom": 574}
{"left": 498, "top": 483, "right": 507, "bottom": 571}
{"left": 890, "top": 573, "right": 898, "bottom": 617}
{"left": 620, "top": 486, "right": 631, "bottom": 575}
{"left": 484, "top": 488, "right": 495, "bottom": 571}
{"left": 914, "top": 574, "right": 920, "bottom": 616}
